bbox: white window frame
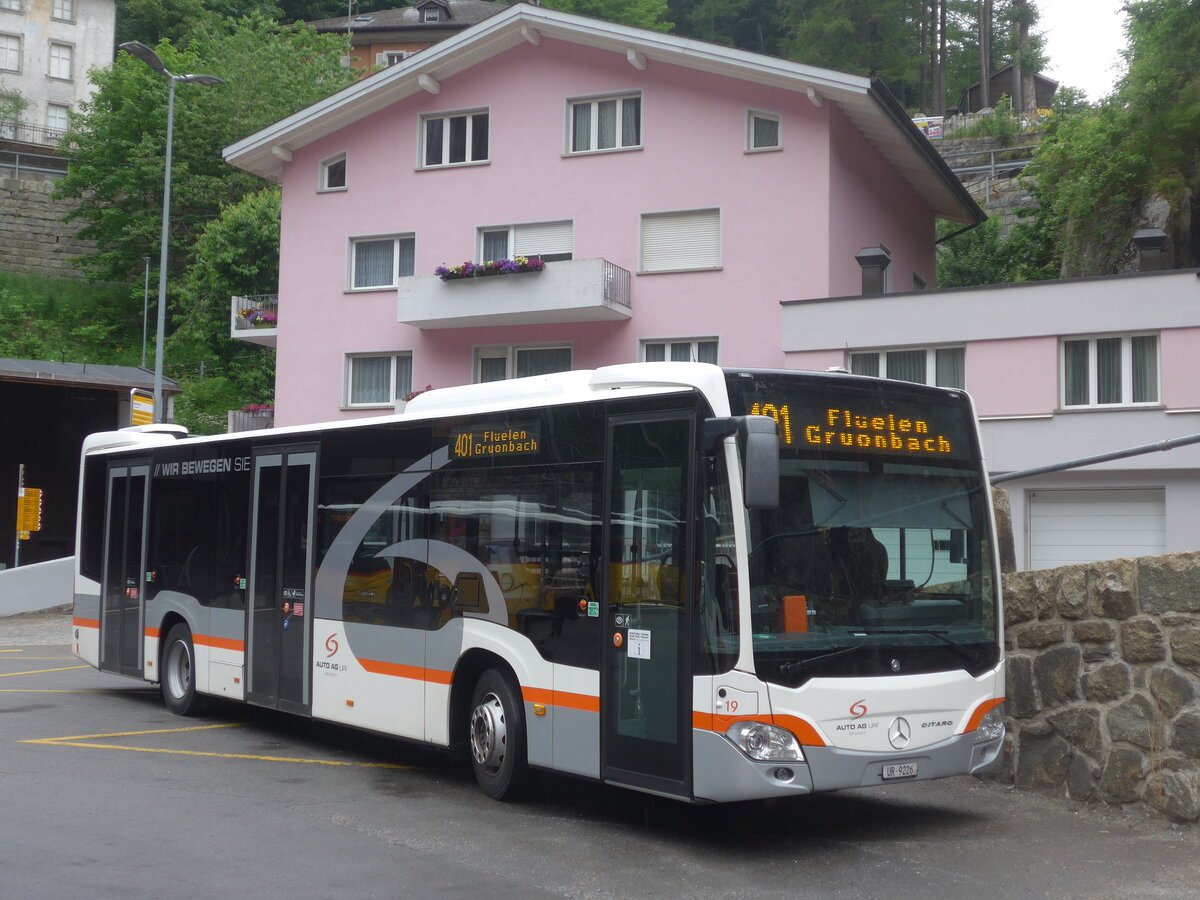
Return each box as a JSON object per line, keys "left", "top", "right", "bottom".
{"left": 51, "top": 0, "right": 73, "bottom": 22}
{"left": 848, "top": 346, "right": 966, "bottom": 389}
{"left": 474, "top": 344, "right": 573, "bottom": 383}
{"left": 48, "top": 41, "right": 73, "bottom": 81}
{"left": 319, "top": 151, "right": 347, "bottom": 192}
{"left": 0, "top": 0, "right": 22, "bottom": 14}
{"left": 422, "top": 7, "right": 441, "bottom": 22}
{"left": 347, "top": 234, "right": 415, "bottom": 291}
{"left": 567, "top": 92, "right": 642, "bottom": 155}
{"left": 0, "top": 32, "right": 20, "bottom": 73}
{"left": 344, "top": 352, "right": 413, "bottom": 409}
{"left": 639, "top": 208, "right": 721, "bottom": 274}
{"left": 641, "top": 338, "right": 719, "bottom": 364}
{"left": 46, "top": 102, "right": 69, "bottom": 132}
{"left": 746, "top": 109, "right": 781, "bottom": 152}
{"left": 1060, "top": 333, "right": 1160, "bottom": 409}
{"left": 420, "top": 108, "right": 489, "bottom": 169}
{"left": 477, "top": 220, "right": 573, "bottom": 262}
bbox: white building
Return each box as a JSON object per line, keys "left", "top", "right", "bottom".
{"left": 0, "top": 0, "right": 115, "bottom": 143}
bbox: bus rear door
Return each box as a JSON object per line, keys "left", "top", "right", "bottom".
{"left": 246, "top": 446, "right": 317, "bottom": 714}
{"left": 100, "top": 461, "right": 150, "bottom": 677}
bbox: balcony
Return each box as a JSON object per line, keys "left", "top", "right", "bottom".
{"left": 397, "top": 258, "right": 631, "bottom": 329}
{"left": 230, "top": 294, "right": 278, "bottom": 347}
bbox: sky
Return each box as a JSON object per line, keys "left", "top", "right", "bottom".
{"left": 1037, "top": 0, "right": 1130, "bottom": 101}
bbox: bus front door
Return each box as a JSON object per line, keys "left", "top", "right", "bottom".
{"left": 100, "top": 462, "right": 149, "bottom": 677}
{"left": 601, "top": 416, "right": 693, "bottom": 798}
{"left": 246, "top": 447, "right": 317, "bottom": 714}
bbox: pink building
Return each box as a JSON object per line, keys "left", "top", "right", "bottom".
{"left": 224, "top": 4, "right": 980, "bottom": 427}
{"left": 781, "top": 266, "right": 1200, "bottom": 571}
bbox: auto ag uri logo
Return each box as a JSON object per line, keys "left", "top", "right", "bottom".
{"left": 325, "top": 633, "right": 340, "bottom": 658}
{"left": 849, "top": 699, "right": 868, "bottom": 719}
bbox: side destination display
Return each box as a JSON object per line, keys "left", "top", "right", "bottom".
{"left": 451, "top": 424, "right": 540, "bottom": 459}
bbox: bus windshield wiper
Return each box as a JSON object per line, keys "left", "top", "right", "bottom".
{"left": 778, "top": 644, "right": 872, "bottom": 676}
{"left": 853, "top": 628, "right": 982, "bottom": 668}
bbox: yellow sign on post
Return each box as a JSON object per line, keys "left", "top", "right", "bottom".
{"left": 131, "top": 389, "right": 155, "bottom": 426}
{"left": 17, "top": 487, "right": 42, "bottom": 539}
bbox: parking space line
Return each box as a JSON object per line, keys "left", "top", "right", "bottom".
{"left": 0, "top": 665, "right": 91, "bottom": 677}
{"left": 0, "top": 689, "right": 127, "bottom": 693}
{"left": 23, "top": 724, "right": 416, "bottom": 769}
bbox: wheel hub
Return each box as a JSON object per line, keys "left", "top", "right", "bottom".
{"left": 470, "top": 692, "right": 507, "bottom": 771}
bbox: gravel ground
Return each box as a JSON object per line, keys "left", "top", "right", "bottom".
{"left": 0, "top": 606, "right": 73, "bottom": 645}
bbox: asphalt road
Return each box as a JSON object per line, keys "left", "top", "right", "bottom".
{"left": 2, "top": 612, "right": 1196, "bottom": 900}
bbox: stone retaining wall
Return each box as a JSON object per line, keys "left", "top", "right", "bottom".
{"left": 0, "top": 176, "right": 93, "bottom": 279}
{"left": 997, "top": 553, "right": 1200, "bottom": 822}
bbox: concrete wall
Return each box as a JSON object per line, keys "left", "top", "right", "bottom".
{"left": 0, "top": 556, "right": 73, "bottom": 616}
{"left": 996, "top": 552, "right": 1200, "bottom": 823}
{"left": 0, "top": 175, "right": 93, "bottom": 278}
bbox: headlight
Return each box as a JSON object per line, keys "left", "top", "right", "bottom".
{"left": 974, "top": 704, "right": 1005, "bottom": 743}
{"left": 726, "top": 722, "right": 804, "bottom": 761}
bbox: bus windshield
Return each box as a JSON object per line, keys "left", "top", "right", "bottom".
{"left": 727, "top": 371, "right": 1000, "bottom": 685}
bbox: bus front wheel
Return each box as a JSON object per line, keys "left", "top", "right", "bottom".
{"left": 161, "top": 623, "right": 204, "bottom": 717}
{"left": 468, "top": 668, "right": 533, "bottom": 801}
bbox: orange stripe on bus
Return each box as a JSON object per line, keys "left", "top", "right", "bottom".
{"left": 522, "top": 686, "right": 600, "bottom": 713}
{"left": 962, "top": 697, "right": 1006, "bottom": 733}
{"left": 73, "top": 617, "right": 99, "bottom": 630}
{"left": 194, "top": 634, "right": 245, "bottom": 652}
{"left": 693, "top": 710, "right": 828, "bottom": 748}
{"left": 359, "top": 658, "right": 452, "bottom": 685}
{"left": 144, "top": 627, "right": 161, "bottom": 639}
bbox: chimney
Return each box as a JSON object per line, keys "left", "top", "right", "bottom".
{"left": 1132, "top": 228, "right": 1168, "bottom": 272}
{"left": 855, "top": 244, "right": 892, "bottom": 295}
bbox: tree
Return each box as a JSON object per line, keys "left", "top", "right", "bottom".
{"left": 539, "top": 0, "right": 673, "bottom": 32}
{"left": 1022, "top": 0, "right": 1200, "bottom": 276}
{"left": 0, "top": 81, "right": 27, "bottom": 138}
{"left": 168, "top": 187, "right": 281, "bottom": 433}
{"left": 56, "top": 13, "right": 355, "bottom": 285}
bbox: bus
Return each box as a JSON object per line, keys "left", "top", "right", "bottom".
{"left": 72, "top": 363, "right": 1005, "bottom": 802}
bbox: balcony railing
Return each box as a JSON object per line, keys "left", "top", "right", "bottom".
{"left": 227, "top": 409, "right": 274, "bottom": 432}
{"left": 397, "top": 257, "right": 632, "bottom": 329}
{"left": 0, "top": 121, "right": 67, "bottom": 148}
{"left": 230, "top": 294, "right": 278, "bottom": 347}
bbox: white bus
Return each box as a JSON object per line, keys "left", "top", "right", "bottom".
{"left": 73, "top": 363, "right": 1005, "bottom": 802}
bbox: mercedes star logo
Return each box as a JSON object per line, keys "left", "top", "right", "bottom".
{"left": 888, "top": 717, "right": 912, "bottom": 749}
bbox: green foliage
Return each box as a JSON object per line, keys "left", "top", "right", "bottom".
{"left": 539, "top": 0, "right": 673, "bottom": 31}
{"left": 0, "top": 85, "right": 27, "bottom": 126}
{"left": 935, "top": 212, "right": 1057, "bottom": 287}
{"left": 56, "top": 13, "right": 355, "bottom": 285}
{"left": 171, "top": 374, "right": 250, "bottom": 434}
{"left": 1019, "top": 0, "right": 1200, "bottom": 275}
{"left": 0, "top": 273, "right": 144, "bottom": 364}
{"left": 167, "top": 187, "right": 280, "bottom": 414}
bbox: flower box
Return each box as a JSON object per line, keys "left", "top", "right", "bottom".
{"left": 435, "top": 256, "right": 545, "bottom": 282}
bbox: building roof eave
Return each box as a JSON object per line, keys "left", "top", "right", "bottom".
{"left": 224, "top": 4, "right": 982, "bottom": 221}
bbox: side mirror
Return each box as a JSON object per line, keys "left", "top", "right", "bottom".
{"left": 704, "top": 415, "right": 780, "bottom": 510}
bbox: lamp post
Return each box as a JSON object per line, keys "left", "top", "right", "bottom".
{"left": 118, "top": 41, "right": 223, "bottom": 423}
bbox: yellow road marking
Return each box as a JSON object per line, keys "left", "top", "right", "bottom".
{"left": 0, "top": 689, "right": 128, "bottom": 694}
{"left": 0, "top": 656, "right": 78, "bottom": 661}
{"left": 0, "top": 665, "right": 91, "bottom": 677}
{"left": 23, "top": 724, "right": 415, "bottom": 770}
{"left": 0, "top": 649, "right": 25, "bottom": 653}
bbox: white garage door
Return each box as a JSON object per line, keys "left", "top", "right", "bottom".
{"left": 1027, "top": 488, "right": 1165, "bottom": 570}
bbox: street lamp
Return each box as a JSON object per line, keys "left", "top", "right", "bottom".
{"left": 118, "top": 41, "right": 224, "bottom": 423}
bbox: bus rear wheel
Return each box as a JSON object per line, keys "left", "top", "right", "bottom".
{"left": 161, "top": 623, "right": 204, "bottom": 717}
{"left": 468, "top": 668, "right": 533, "bottom": 801}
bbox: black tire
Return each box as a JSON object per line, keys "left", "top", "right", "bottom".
{"left": 468, "top": 668, "right": 533, "bottom": 801}
{"left": 161, "top": 623, "right": 204, "bottom": 717}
